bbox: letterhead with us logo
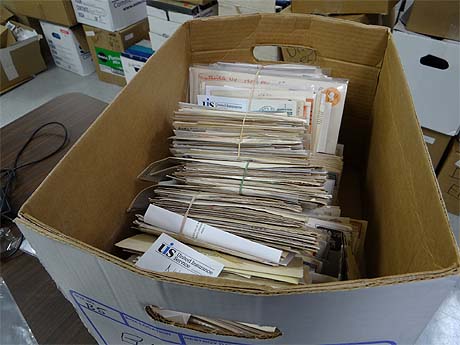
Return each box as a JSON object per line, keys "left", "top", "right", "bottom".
{"left": 135, "top": 233, "right": 224, "bottom": 277}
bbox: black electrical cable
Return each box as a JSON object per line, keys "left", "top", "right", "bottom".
{"left": 0, "top": 121, "right": 69, "bottom": 258}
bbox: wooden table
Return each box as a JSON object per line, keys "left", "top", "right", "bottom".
{"left": 1, "top": 93, "right": 106, "bottom": 345}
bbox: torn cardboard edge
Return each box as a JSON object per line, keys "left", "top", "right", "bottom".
{"left": 15, "top": 214, "right": 460, "bottom": 295}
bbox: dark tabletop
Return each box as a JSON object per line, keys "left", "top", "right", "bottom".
{"left": 1, "top": 93, "right": 107, "bottom": 345}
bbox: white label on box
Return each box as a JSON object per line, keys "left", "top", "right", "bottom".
{"left": 455, "top": 160, "right": 460, "bottom": 169}
{"left": 125, "top": 33, "right": 134, "bottom": 41}
{"left": 423, "top": 135, "right": 436, "bottom": 145}
{"left": 136, "top": 233, "right": 224, "bottom": 277}
{"left": 85, "top": 31, "right": 95, "bottom": 37}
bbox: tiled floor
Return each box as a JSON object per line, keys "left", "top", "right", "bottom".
{"left": 0, "top": 64, "right": 122, "bottom": 128}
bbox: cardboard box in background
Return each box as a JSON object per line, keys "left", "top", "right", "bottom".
{"left": 147, "top": 0, "right": 217, "bottom": 53}
{"left": 0, "top": 4, "right": 14, "bottom": 25}
{"left": 147, "top": 0, "right": 217, "bottom": 24}
{"left": 438, "top": 138, "right": 460, "bottom": 215}
{"left": 3, "top": 0, "right": 77, "bottom": 27}
{"left": 0, "top": 21, "right": 46, "bottom": 93}
{"left": 83, "top": 19, "right": 148, "bottom": 86}
{"left": 14, "top": 15, "right": 53, "bottom": 64}
{"left": 291, "top": 0, "right": 398, "bottom": 14}
{"left": 405, "top": 0, "right": 459, "bottom": 41}
{"left": 15, "top": 14, "right": 460, "bottom": 345}
{"left": 71, "top": 0, "right": 147, "bottom": 32}
{"left": 218, "top": 0, "right": 276, "bottom": 15}
{"left": 149, "top": 31, "right": 167, "bottom": 51}
{"left": 393, "top": 22, "right": 460, "bottom": 136}
{"left": 40, "top": 21, "right": 95, "bottom": 76}
{"left": 422, "top": 127, "right": 452, "bottom": 171}
{"left": 120, "top": 39, "right": 153, "bottom": 82}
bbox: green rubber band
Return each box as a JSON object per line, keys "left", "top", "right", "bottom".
{"left": 239, "top": 161, "right": 250, "bottom": 195}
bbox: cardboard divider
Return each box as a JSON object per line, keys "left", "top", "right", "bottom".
{"left": 18, "top": 14, "right": 459, "bottom": 288}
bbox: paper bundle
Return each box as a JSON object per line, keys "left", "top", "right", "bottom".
{"left": 121, "top": 62, "right": 366, "bottom": 286}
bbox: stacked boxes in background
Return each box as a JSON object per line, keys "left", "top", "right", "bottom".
{"left": 71, "top": 0, "right": 147, "bottom": 31}
{"left": 40, "top": 21, "right": 95, "bottom": 76}
{"left": 4, "top": 0, "right": 96, "bottom": 76}
{"left": 83, "top": 20, "right": 149, "bottom": 85}
{"left": 393, "top": 0, "right": 460, "bottom": 226}
{"left": 147, "top": 0, "right": 217, "bottom": 51}
{"left": 3, "top": 0, "right": 78, "bottom": 27}
{"left": 71, "top": 0, "right": 148, "bottom": 86}
{"left": 120, "top": 39, "right": 154, "bottom": 82}
{"left": 0, "top": 19, "right": 46, "bottom": 93}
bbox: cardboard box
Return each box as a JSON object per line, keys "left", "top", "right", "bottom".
{"left": 218, "top": 0, "right": 276, "bottom": 15}
{"left": 405, "top": 0, "right": 459, "bottom": 41}
{"left": 83, "top": 19, "right": 148, "bottom": 86}
{"left": 148, "top": 16, "right": 181, "bottom": 38}
{"left": 0, "top": 4, "right": 14, "bottom": 25}
{"left": 281, "top": 5, "right": 382, "bottom": 26}
{"left": 121, "top": 39, "right": 153, "bottom": 82}
{"left": 71, "top": 0, "right": 147, "bottom": 32}
{"left": 40, "top": 21, "right": 95, "bottom": 76}
{"left": 149, "top": 31, "right": 168, "bottom": 51}
{"left": 291, "top": 0, "right": 397, "bottom": 14}
{"left": 3, "top": 0, "right": 77, "bottom": 27}
{"left": 0, "top": 21, "right": 46, "bottom": 93}
{"left": 15, "top": 14, "right": 460, "bottom": 345}
{"left": 438, "top": 138, "right": 460, "bottom": 215}
{"left": 393, "top": 22, "right": 460, "bottom": 136}
{"left": 147, "top": 0, "right": 217, "bottom": 24}
{"left": 422, "top": 127, "right": 452, "bottom": 171}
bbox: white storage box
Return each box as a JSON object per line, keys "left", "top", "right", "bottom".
{"left": 394, "top": 22, "right": 460, "bottom": 136}
{"left": 71, "top": 0, "right": 147, "bottom": 31}
{"left": 40, "top": 21, "right": 95, "bottom": 76}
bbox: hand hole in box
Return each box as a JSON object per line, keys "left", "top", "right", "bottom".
{"left": 145, "top": 305, "right": 281, "bottom": 339}
{"left": 252, "top": 45, "right": 317, "bottom": 64}
{"left": 419, "top": 54, "right": 449, "bottom": 70}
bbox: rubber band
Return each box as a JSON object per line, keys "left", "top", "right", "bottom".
{"left": 238, "top": 161, "right": 250, "bottom": 195}
{"left": 237, "top": 67, "right": 262, "bottom": 159}
{"left": 179, "top": 193, "right": 199, "bottom": 234}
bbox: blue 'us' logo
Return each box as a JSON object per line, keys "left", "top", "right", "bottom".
{"left": 158, "top": 242, "right": 176, "bottom": 258}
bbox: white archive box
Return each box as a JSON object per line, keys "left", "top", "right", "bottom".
{"left": 15, "top": 14, "right": 460, "bottom": 345}
{"left": 394, "top": 21, "right": 460, "bottom": 136}
{"left": 71, "top": 0, "right": 147, "bottom": 31}
{"left": 40, "top": 21, "right": 95, "bottom": 76}
{"left": 148, "top": 16, "right": 181, "bottom": 38}
{"left": 149, "top": 31, "right": 168, "bottom": 51}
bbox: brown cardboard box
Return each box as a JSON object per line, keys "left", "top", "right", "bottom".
{"left": 0, "top": 4, "right": 14, "bottom": 25}
{"left": 83, "top": 19, "right": 148, "bottom": 86}
{"left": 405, "top": 0, "right": 459, "bottom": 41}
{"left": 291, "top": 0, "right": 398, "bottom": 14}
{"left": 422, "top": 127, "right": 452, "bottom": 170}
{"left": 0, "top": 21, "right": 46, "bottom": 93}
{"left": 15, "top": 14, "right": 460, "bottom": 344}
{"left": 3, "top": 0, "right": 77, "bottom": 27}
{"left": 438, "top": 138, "right": 460, "bottom": 215}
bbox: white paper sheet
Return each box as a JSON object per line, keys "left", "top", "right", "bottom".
{"left": 136, "top": 233, "right": 224, "bottom": 277}
{"left": 143, "top": 205, "right": 283, "bottom": 264}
